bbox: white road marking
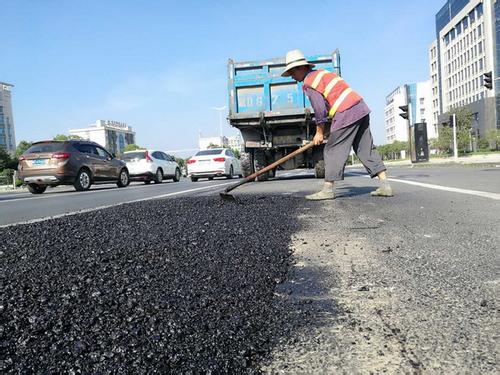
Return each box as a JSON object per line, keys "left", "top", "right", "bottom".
{"left": 345, "top": 171, "right": 500, "bottom": 200}
{"left": 386, "top": 177, "right": 500, "bottom": 200}
{"left": 0, "top": 181, "right": 225, "bottom": 204}
{"left": 0, "top": 182, "right": 234, "bottom": 228}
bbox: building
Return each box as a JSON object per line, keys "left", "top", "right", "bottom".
{"left": 0, "top": 82, "right": 16, "bottom": 154}
{"left": 198, "top": 135, "right": 228, "bottom": 150}
{"left": 431, "top": 0, "right": 497, "bottom": 137}
{"left": 384, "top": 81, "right": 436, "bottom": 143}
{"left": 69, "top": 120, "right": 136, "bottom": 155}
{"left": 227, "top": 134, "right": 244, "bottom": 153}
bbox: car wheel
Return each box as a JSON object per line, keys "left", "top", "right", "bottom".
{"left": 190, "top": 176, "right": 198, "bottom": 182}
{"left": 173, "top": 168, "right": 181, "bottom": 182}
{"left": 240, "top": 152, "right": 254, "bottom": 179}
{"left": 253, "top": 149, "right": 269, "bottom": 182}
{"left": 74, "top": 169, "right": 92, "bottom": 191}
{"left": 116, "top": 169, "right": 130, "bottom": 188}
{"left": 144, "top": 180, "right": 151, "bottom": 184}
{"left": 227, "top": 165, "right": 234, "bottom": 179}
{"left": 154, "top": 168, "right": 163, "bottom": 184}
{"left": 27, "top": 184, "right": 47, "bottom": 194}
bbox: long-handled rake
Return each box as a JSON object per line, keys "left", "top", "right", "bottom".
{"left": 220, "top": 141, "right": 315, "bottom": 202}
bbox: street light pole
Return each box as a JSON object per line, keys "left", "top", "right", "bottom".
{"left": 212, "top": 106, "right": 227, "bottom": 139}
{"left": 452, "top": 113, "right": 458, "bottom": 161}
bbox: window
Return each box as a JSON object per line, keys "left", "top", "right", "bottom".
{"left": 75, "top": 143, "right": 96, "bottom": 155}
{"left": 96, "top": 147, "right": 112, "bottom": 159}
{"left": 419, "top": 98, "right": 424, "bottom": 105}
{"left": 478, "top": 41, "right": 483, "bottom": 54}
{"left": 476, "top": 3, "right": 483, "bottom": 17}
{"left": 477, "top": 24, "right": 482, "bottom": 37}
{"left": 195, "top": 149, "right": 223, "bottom": 156}
{"left": 470, "top": 10, "right": 476, "bottom": 24}
{"left": 152, "top": 151, "right": 164, "bottom": 160}
{"left": 456, "top": 23, "right": 462, "bottom": 36}
{"left": 462, "top": 16, "right": 468, "bottom": 30}
{"left": 479, "top": 58, "right": 483, "bottom": 71}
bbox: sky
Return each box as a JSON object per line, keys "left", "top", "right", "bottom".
{"left": 1, "top": 0, "right": 442, "bottom": 155}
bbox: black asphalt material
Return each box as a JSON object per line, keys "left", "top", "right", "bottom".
{"left": 1, "top": 196, "right": 304, "bottom": 373}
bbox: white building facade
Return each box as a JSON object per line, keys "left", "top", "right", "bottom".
{"left": 432, "top": 0, "right": 497, "bottom": 136}
{"left": 0, "top": 82, "right": 16, "bottom": 154}
{"left": 384, "top": 81, "right": 435, "bottom": 144}
{"left": 227, "top": 134, "right": 244, "bottom": 153}
{"left": 69, "top": 120, "right": 136, "bottom": 155}
{"left": 198, "top": 136, "right": 228, "bottom": 150}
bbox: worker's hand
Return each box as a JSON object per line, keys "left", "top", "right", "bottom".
{"left": 313, "top": 132, "right": 324, "bottom": 146}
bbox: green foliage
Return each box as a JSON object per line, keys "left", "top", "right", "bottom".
{"left": 435, "top": 107, "right": 474, "bottom": 154}
{"left": 376, "top": 141, "right": 409, "bottom": 160}
{"left": 15, "top": 140, "right": 33, "bottom": 158}
{"left": 175, "top": 157, "right": 186, "bottom": 168}
{"left": 229, "top": 148, "right": 241, "bottom": 159}
{"left": 485, "top": 129, "right": 499, "bottom": 150}
{"left": 477, "top": 137, "right": 490, "bottom": 150}
{"left": 53, "top": 134, "right": 82, "bottom": 141}
{"left": 123, "top": 144, "right": 142, "bottom": 152}
{"left": 207, "top": 143, "right": 221, "bottom": 149}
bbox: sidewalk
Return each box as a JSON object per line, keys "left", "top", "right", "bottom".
{"left": 349, "top": 153, "right": 500, "bottom": 168}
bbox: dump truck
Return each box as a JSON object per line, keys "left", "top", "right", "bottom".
{"left": 227, "top": 50, "right": 341, "bottom": 181}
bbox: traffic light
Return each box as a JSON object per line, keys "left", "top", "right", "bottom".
{"left": 399, "top": 105, "right": 409, "bottom": 120}
{"left": 483, "top": 71, "right": 493, "bottom": 90}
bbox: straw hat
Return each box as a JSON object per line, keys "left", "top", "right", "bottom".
{"left": 281, "top": 49, "right": 315, "bottom": 77}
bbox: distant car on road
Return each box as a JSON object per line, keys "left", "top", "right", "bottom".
{"left": 187, "top": 148, "right": 242, "bottom": 182}
{"left": 18, "top": 140, "right": 130, "bottom": 194}
{"left": 121, "top": 150, "right": 181, "bottom": 184}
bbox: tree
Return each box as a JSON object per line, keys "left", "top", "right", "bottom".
{"left": 175, "top": 157, "right": 186, "bottom": 169}
{"left": 485, "top": 129, "right": 499, "bottom": 150}
{"left": 453, "top": 106, "right": 473, "bottom": 152}
{"left": 229, "top": 147, "right": 241, "bottom": 159}
{"left": 207, "top": 143, "right": 221, "bottom": 149}
{"left": 0, "top": 146, "right": 12, "bottom": 171}
{"left": 436, "top": 106, "right": 474, "bottom": 155}
{"left": 123, "top": 144, "right": 142, "bottom": 152}
{"left": 15, "top": 140, "right": 33, "bottom": 158}
{"left": 53, "top": 134, "right": 82, "bottom": 141}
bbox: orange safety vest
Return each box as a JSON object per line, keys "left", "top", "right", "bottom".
{"left": 303, "top": 70, "right": 362, "bottom": 118}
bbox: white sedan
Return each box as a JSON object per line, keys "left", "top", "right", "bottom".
{"left": 187, "top": 148, "right": 242, "bottom": 182}
{"left": 122, "top": 150, "right": 181, "bottom": 184}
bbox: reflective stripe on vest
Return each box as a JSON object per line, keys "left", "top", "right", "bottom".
{"left": 311, "top": 70, "right": 328, "bottom": 89}
{"left": 323, "top": 77, "right": 343, "bottom": 98}
{"left": 328, "top": 88, "right": 353, "bottom": 118}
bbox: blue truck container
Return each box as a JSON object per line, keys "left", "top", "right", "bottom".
{"left": 227, "top": 50, "right": 341, "bottom": 180}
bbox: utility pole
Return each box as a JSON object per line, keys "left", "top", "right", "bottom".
{"left": 451, "top": 113, "right": 458, "bottom": 161}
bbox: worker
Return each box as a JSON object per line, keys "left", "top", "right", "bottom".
{"left": 282, "top": 49, "right": 393, "bottom": 200}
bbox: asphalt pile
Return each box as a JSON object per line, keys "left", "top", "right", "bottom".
{"left": 1, "top": 196, "right": 303, "bottom": 373}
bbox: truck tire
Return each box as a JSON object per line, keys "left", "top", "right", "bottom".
{"left": 240, "top": 152, "right": 254, "bottom": 179}
{"left": 315, "top": 160, "right": 326, "bottom": 179}
{"left": 253, "top": 149, "right": 269, "bottom": 182}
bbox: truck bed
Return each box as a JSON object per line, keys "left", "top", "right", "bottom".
{"left": 228, "top": 51, "right": 340, "bottom": 127}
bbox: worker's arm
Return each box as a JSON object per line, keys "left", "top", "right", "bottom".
{"left": 304, "top": 87, "right": 329, "bottom": 146}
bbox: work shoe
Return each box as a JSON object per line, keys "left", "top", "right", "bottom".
{"left": 305, "top": 190, "right": 335, "bottom": 201}
{"left": 370, "top": 186, "right": 393, "bottom": 197}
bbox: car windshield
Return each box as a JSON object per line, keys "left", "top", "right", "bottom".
{"left": 121, "top": 152, "right": 146, "bottom": 161}
{"left": 25, "top": 142, "right": 65, "bottom": 154}
{"left": 195, "top": 149, "right": 223, "bottom": 156}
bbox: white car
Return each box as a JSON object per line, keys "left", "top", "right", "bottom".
{"left": 122, "top": 150, "right": 181, "bottom": 184}
{"left": 187, "top": 148, "right": 242, "bottom": 182}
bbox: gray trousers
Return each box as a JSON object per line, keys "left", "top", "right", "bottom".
{"left": 324, "top": 114, "right": 386, "bottom": 181}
